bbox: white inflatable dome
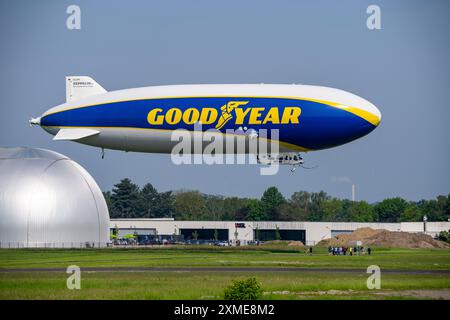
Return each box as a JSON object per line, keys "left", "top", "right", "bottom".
{"left": 0, "top": 147, "right": 110, "bottom": 248}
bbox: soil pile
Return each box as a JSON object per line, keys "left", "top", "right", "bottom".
{"left": 287, "top": 241, "right": 305, "bottom": 247}
{"left": 318, "top": 227, "right": 449, "bottom": 248}
{"left": 262, "top": 240, "right": 304, "bottom": 247}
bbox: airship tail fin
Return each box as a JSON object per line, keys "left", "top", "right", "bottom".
{"left": 66, "top": 76, "right": 107, "bottom": 102}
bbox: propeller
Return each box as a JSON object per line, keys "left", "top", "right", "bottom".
{"left": 300, "top": 164, "right": 318, "bottom": 170}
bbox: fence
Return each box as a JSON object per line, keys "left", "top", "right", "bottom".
{"left": 0, "top": 242, "right": 111, "bottom": 249}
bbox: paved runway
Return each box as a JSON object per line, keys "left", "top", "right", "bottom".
{"left": 1, "top": 267, "right": 449, "bottom": 274}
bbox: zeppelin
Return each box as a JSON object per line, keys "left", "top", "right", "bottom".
{"left": 30, "top": 76, "right": 381, "bottom": 160}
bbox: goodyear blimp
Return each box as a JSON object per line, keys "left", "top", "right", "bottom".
{"left": 30, "top": 76, "right": 381, "bottom": 166}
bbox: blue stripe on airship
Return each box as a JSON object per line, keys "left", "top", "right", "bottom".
{"left": 40, "top": 97, "right": 377, "bottom": 150}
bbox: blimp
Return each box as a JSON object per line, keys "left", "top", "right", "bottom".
{"left": 30, "top": 76, "right": 381, "bottom": 167}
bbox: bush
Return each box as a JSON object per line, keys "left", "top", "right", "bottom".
{"left": 437, "top": 230, "right": 450, "bottom": 244}
{"left": 223, "top": 277, "right": 263, "bottom": 300}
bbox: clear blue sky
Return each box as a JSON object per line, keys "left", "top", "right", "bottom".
{"left": 0, "top": 0, "right": 449, "bottom": 202}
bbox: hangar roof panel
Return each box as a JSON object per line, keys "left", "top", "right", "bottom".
{"left": 0, "top": 147, "right": 68, "bottom": 160}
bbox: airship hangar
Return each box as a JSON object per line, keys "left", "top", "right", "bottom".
{"left": 0, "top": 147, "right": 110, "bottom": 248}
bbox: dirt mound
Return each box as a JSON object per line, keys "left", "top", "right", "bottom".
{"left": 318, "top": 227, "right": 449, "bottom": 248}
{"left": 287, "top": 241, "right": 305, "bottom": 247}
{"left": 262, "top": 240, "right": 304, "bottom": 247}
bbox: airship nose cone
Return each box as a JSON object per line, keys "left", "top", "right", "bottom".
{"left": 347, "top": 103, "right": 381, "bottom": 144}
{"left": 373, "top": 107, "right": 382, "bottom": 129}
{"left": 351, "top": 101, "right": 381, "bottom": 138}
{"left": 370, "top": 103, "right": 382, "bottom": 127}
{"left": 353, "top": 97, "right": 381, "bottom": 128}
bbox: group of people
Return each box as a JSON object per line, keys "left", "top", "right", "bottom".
{"left": 328, "top": 246, "right": 372, "bottom": 256}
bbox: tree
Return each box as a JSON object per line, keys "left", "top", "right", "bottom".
{"left": 261, "top": 187, "right": 285, "bottom": 220}
{"left": 173, "top": 228, "right": 178, "bottom": 240}
{"left": 447, "top": 194, "right": 450, "bottom": 217}
{"left": 174, "top": 191, "right": 208, "bottom": 220}
{"left": 111, "top": 224, "right": 119, "bottom": 239}
{"left": 156, "top": 191, "right": 175, "bottom": 217}
{"left": 104, "top": 178, "right": 449, "bottom": 223}
{"left": 110, "top": 178, "right": 141, "bottom": 218}
{"left": 285, "top": 191, "right": 329, "bottom": 221}
{"left": 213, "top": 229, "right": 219, "bottom": 241}
{"left": 347, "top": 201, "right": 374, "bottom": 222}
{"left": 308, "top": 191, "right": 329, "bottom": 221}
{"left": 373, "top": 198, "right": 408, "bottom": 222}
{"left": 275, "top": 202, "right": 297, "bottom": 221}
{"left": 138, "top": 184, "right": 175, "bottom": 218}
{"left": 139, "top": 183, "right": 159, "bottom": 218}
{"left": 103, "top": 191, "right": 113, "bottom": 213}
{"left": 421, "top": 195, "right": 450, "bottom": 221}
{"left": 437, "top": 230, "right": 450, "bottom": 244}
{"left": 290, "top": 191, "right": 310, "bottom": 218}
{"left": 245, "top": 199, "right": 266, "bottom": 221}
{"left": 222, "top": 197, "right": 252, "bottom": 220}
{"left": 223, "top": 277, "right": 263, "bottom": 300}
{"left": 191, "top": 230, "right": 199, "bottom": 240}
{"left": 399, "top": 204, "right": 422, "bottom": 222}
{"left": 275, "top": 226, "right": 281, "bottom": 240}
{"left": 204, "top": 195, "right": 226, "bottom": 220}
{"left": 321, "top": 198, "right": 343, "bottom": 222}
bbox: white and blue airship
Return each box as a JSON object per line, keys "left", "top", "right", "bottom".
{"left": 30, "top": 76, "right": 381, "bottom": 166}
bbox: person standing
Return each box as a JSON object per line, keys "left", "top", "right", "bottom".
{"left": 368, "top": 247, "right": 372, "bottom": 255}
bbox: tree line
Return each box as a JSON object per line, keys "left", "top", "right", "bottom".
{"left": 103, "top": 178, "right": 450, "bottom": 222}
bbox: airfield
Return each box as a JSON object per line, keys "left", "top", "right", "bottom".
{"left": 1, "top": 245, "right": 449, "bottom": 300}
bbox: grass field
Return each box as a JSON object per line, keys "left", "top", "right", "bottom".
{"left": 1, "top": 246, "right": 450, "bottom": 300}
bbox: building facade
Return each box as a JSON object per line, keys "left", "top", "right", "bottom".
{"left": 110, "top": 219, "right": 450, "bottom": 245}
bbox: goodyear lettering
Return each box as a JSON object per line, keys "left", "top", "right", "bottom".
{"left": 234, "top": 107, "right": 251, "bottom": 125}
{"left": 147, "top": 101, "right": 301, "bottom": 128}
{"left": 166, "top": 108, "right": 182, "bottom": 125}
{"left": 182, "top": 108, "right": 200, "bottom": 125}
{"left": 248, "top": 107, "right": 265, "bottom": 124}
{"left": 199, "top": 108, "right": 218, "bottom": 125}
{"left": 263, "top": 107, "right": 280, "bottom": 124}
{"left": 147, "top": 108, "right": 164, "bottom": 125}
{"left": 282, "top": 107, "right": 301, "bottom": 124}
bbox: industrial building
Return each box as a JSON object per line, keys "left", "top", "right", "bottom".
{"left": 110, "top": 218, "right": 450, "bottom": 245}
{"left": 0, "top": 147, "right": 110, "bottom": 248}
